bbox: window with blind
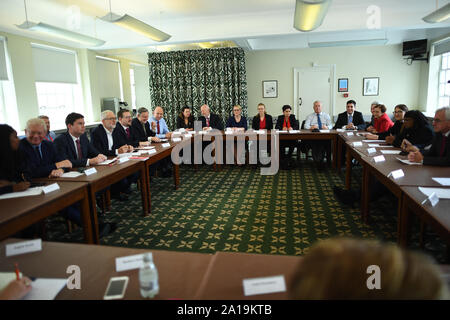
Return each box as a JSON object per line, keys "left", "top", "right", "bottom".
{"left": 33, "top": 44, "right": 83, "bottom": 129}
{"left": 438, "top": 52, "right": 450, "bottom": 108}
{"left": 0, "top": 37, "right": 20, "bottom": 130}
{"left": 96, "top": 56, "right": 123, "bottom": 106}
{"left": 130, "top": 63, "right": 150, "bottom": 109}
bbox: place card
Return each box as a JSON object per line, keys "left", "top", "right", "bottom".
{"left": 363, "top": 140, "right": 385, "bottom": 143}
{"left": 368, "top": 143, "right": 382, "bottom": 147}
{"left": 161, "top": 143, "right": 171, "bottom": 148}
{"left": 367, "top": 148, "right": 376, "bottom": 154}
{"left": 84, "top": 168, "right": 97, "bottom": 176}
{"left": 319, "top": 129, "right": 330, "bottom": 133}
{"left": 336, "top": 129, "right": 346, "bottom": 132}
{"left": 225, "top": 131, "right": 233, "bottom": 135}
{"left": 42, "top": 183, "right": 60, "bottom": 194}
{"left": 432, "top": 177, "right": 450, "bottom": 186}
{"left": 352, "top": 142, "right": 363, "bottom": 147}
{"left": 6, "top": 239, "right": 42, "bottom": 257}
{"left": 242, "top": 275, "right": 286, "bottom": 296}
{"left": 172, "top": 138, "right": 182, "bottom": 142}
{"left": 115, "top": 253, "right": 150, "bottom": 272}
{"left": 276, "top": 130, "right": 288, "bottom": 133}
{"left": 418, "top": 187, "right": 450, "bottom": 199}
{"left": 388, "top": 169, "right": 404, "bottom": 180}
{"left": 255, "top": 130, "right": 266, "bottom": 134}
{"left": 421, "top": 192, "right": 439, "bottom": 207}
{"left": 347, "top": 132, "right": 354, "bottom": 136}
{"left": 118, "top": 157, "right": 130, "bottom": 164}
{"left": 289, "top": 130, "right": 300, "bottom": 133}
{"left": 380, "top": 150, "right": 401, "bottom": 155}
{"left": 373, "top": 155, "right": 385, "bottom": 163}
{"left": 147, "top": 149, "right": 157, "bottom": 155}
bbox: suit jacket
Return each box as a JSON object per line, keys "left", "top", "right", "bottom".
{"left": 112, "top": 122, "right": 140, "bottom": 149}
{"left": 54, "top": 132, "right": 99, "bottom": 168}
{"left": 252, "top": 114, "right": 273, "bottom": 130}
{"left": 91, "top": 124, "right": 116, "bottom": 157}
{"left": 131, "top": 118, "right": 155, "bottom": 142}
{"left": 333, "top": 111, "right": 365, "bottom": 130}
{"left": 378, "top": 120, "right": 403, "bottom": 140}
{"left": 422, "top": 133, "right": 450, "bottom": 166}
{"left": 198, "top": 113, "right": 224, "bottom": 130}
{"left": 275, "top": 115, "right": 299, "bottom": 130}
{"left": 176, "top": 116, "right": 195, "bottom": 130}
{"left": 393, "top": 124, "right": 434, "bottom": 149}
{"left": 19, "top": 139, "right": 64, "bottom": 178}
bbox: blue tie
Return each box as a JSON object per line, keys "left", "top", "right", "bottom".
{"left": 317, "top": 114, "right": 322, "bottom": 129}
{"left": 348, "top": 114, "right": 353, "bottom": 124}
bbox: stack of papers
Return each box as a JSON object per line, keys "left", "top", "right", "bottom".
{"left": 61, "top": 171, "right": 83, "bottom": 178}
{"left": 418, "top": 187, "right": 450, "bottom": 199}
{"left": 0, "top": 273, "right": 66, "bottom": 300}
{"left": 396, "top": 157, "right": 422, "bottom": 166}
{"left": 0, "top": 186, "right": 44, "bottom": 200}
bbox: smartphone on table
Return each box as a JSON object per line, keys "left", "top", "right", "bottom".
{"left": 103, "top": 276, "right": 129, "bottom": 300}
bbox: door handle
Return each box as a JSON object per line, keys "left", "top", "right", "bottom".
{"left": 299, "top": 97, "right": 302, "bottom": 106}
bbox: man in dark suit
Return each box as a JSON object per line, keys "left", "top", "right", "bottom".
{"left": 54, "top": 113, "right": 107, "bottom": 167}
{"left": 275, "top": 105, "right": 299, "bottom": 168}
{"left": 408, "top": 107, "right": 450, "bottom": 166}
{"left": 112, "top": 108, "right": 141, "bottom": 149}
{"left": 91, "top": 110, "right": 130, "bottom": 157}
{"left": 333, "top": 100, "right": 366, "bottom": 130}
{"left": 198, "top": 104, "right": 224, "bottom": 130}
{"left": 131, "top": 107, "right": 158, "bottom": 143}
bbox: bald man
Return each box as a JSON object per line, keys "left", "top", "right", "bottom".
{"left": 198, "top": 104, "right": 224, "bottom": 130}
{"left": 150, "top": 106, "right": 172, "bottom": 139}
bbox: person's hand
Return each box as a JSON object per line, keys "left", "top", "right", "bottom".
{"left": 202, "top": 127, "right": 210, "bottom": 131}
{"left": 408, "top": 151, "right": 423, "bottom": 163}
{"left": 322, "top": 125, "right": 328, "bottom": 130}
{"left": 151, "top": 122, "right": 156, "bottom": 130}
{"left": 139, "top": 141, "right": 150, "bottom": 147}
{"left": 150, "top": 137, "right": 161, "bottom": 143}
{"left": 366, "top": 133, "right": 378, "bottom": 140}
{"left": 55, "top": 160, "right": 72, "bottom": 169}
{"left": 118, "top": 145, "right": 128, "bottom": 154}
{"left": 186, "top": 128, "right": 193, "bottom": 131}
{"left": 89, "top": 154, "right": 107, "bottom": 165}
{"left": 310, "top": 125, "right": 318, "bottom": 130}
{"left": 347, "top": 123, "right": 355, "bottom": 130}
{"left": 127, "top": 145, "right": 134, "bottom": 153}
{"left": 49, "top": 169, "right": 64, "bottom": 178}
{"left": 385, "top": 135, "right": 395, "bottom": 144}
{"left": 401, "top": 139, "right": 412, "bottom": 151}
{"left": 166, "top": 132, "right": 172, "bottom": 139}
{"left": 12, "top": 181, "right": 30, "bottom": 192}
{"left": 288, "top": 127, "right": 293, "bottom": 131}
{"left": 0, "top": 277, "right": 32, "bottom": 300}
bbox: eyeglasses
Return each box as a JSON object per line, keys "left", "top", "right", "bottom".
{"left": 105, "top": 117, "right": 117, "bottom": 121}
{"left": 123, "top": 116, "right": 132, "bottom": 119}
{"left": 432, "top": 118, "right": 443, "bottom": 123}
{"left": 393, "top": 111, "right": 404, "bottom": 114}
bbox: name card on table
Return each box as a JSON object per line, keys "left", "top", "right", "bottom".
{"left": 276, "top": 130, "right": 288, "bottom": 133}
{"left": 319, "top": 130, "right": 330, "bottom": 133}
{"left": 118, "top": 157, "right": 130, "bottom": 164}
{"left": 242, "top": 275, "right": 286, "bottom": 296}
{"left": 115, "top": 253, "right": 151, "bottom": 272}
{"left": 84, "top": 168, "right": 97, "bottom": 176}
{"left": 172, "top": 137, "right": 182, "bottom": 142}
{"left": 353, "top": 142, "right": 363, "bottom": 147}
{"left": 225, "top": 131, "right": 233, "bottom": 135}
{"left": 367, "top": 148, "right": 376, "bottom": 154}
{"left": 421, "top": 192, "right": 439, "bottom": 207}
{"left": 255, "top": 130, "right": 266, "bottom": 134}
{"left": 6, "top": 239, "right": 42, "bottom": 257}
{"left": 388, "top": 169, "right": 405, "bottom": 180}
{"left": 373, "top": 155, "right": 385, "bottom": 163}
{"left": 147, "top": 149, "right": 157, "bottom": 155}
{"left": 161, "top": 143, "right": 171, "bottom": 148}
{"left": 289, "top": 130, "right": 300, "bottom": 134}
{"left": 42, "top": 183, "right": 60, "bottom": 194}
{"left": 347, "top": 132, "right": 354, "bottom": 136}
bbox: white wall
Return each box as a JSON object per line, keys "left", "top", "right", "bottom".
{"left": 245, "top": 44, "right": 425, "bottom": 119}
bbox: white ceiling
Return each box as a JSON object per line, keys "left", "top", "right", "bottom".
{"left": 0, "top": 0, "right": 449, "bottom": 63}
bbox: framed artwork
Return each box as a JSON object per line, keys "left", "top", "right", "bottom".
{"left": 262, "top": 80, "right": 278, "bottom": 98}
{"left": 338, "top": 78, "right": 348, "bottom": 92}
{"left": 363, "top": 77, "right": 379, "bottom": 96}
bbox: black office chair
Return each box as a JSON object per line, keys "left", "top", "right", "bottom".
{"left": 297, "top": 120, "right": 311, "bottom": 161}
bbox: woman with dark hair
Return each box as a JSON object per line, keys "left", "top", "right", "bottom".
{"left": 0, "top": 124, "right": 30, "bottom": 195}
{"left": 371, "top": 104, "right": 394, "bottom": 134}
{"left": 176, "top": 106, "right": 195, "bottom": 130}
{"left": 252, "top": 103, "right": 273, "bottom": 130}
{"left": 366, "top": 104, "right": 408, "bottom": 143}
{"left": 393, "top": 110, "right": 434, "bottom": 149}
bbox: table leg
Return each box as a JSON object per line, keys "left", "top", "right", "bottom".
{"left": 332, "top": 136, "right": 337, "bottom": 169}
{"left": 145, "top": 164, "right": 151, "bottom": 215}
{"left": 80, "top": 187, "right": 93, "bottom": 244}
{"left": 396, "top": 192, "right": 405, "bottom": 246}
{"left": 139, "top": 165, "right": 148, "bottom": 216}
{"left": 173, "top": 164, "right": 180, "bottom": 190}
{"left": 345, "top": 148, "right": 352, "bottom": 190}
{"left": 361, "top": 164, "right": 370, "bottom": 224}
{"left": 88, "top": 186, "right": 100, "bottom": 244}
{"left": 106, "top": 189, "right": 111, "bottom": 211}
{"left": 337, "top": 137, "right": 343, "bottom": 172}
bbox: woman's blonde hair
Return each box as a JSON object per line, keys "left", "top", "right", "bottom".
{"left": 289, "top": 238, "right": 448, "bottom": 300}
{"left": 233, "top": 105, "right": 242, "bottom": 111}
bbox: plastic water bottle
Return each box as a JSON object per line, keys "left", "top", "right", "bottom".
{"left": 139, "top": 253, "right": 159, "bottom": 298}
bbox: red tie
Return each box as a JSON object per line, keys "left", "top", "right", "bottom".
{"left": 157, "top": 121, "right": 160, "bottom": 134}
{"left": 126, "top": 127, "right": 131, "bottom": 139}
{"left": 440, "top": 135, "right": 447, "bottom": 157}
{"left": 206, "top": 117, "right": 210, "bottom": 127}
{"left": 76, "top": 139, "right": 83, "bottom": 160}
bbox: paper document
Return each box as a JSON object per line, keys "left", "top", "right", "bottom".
{"left": 319, "top": 130, "right": 330, "bottom": 133}
{"left": 139, "top": 146, "right": 155, "bottom": 150}
{"left": 289, "top": 130, "right": 300, "bottom": 133}
{"left": 380, "top": 150, "right": 401, "bottom": 155}
{"left": 60, "top": 171, "right": 83, "bottom": 178}
{"left": 23, "top": 278, "right": 67, "bottom": 300}
{"left": 363, "top": 140, "right": 385, "bottom": 143}
{"left": 0, "top": 272, "right": 22, "bottom": 290}
{"left": 242, "top": 275, "right": 286, "bottom": 296}
{"left": 98, "top": 158, "right": 117, "bottom": 165}
{"left": 367, "top": 144, "right": 383, "bottom": 147}
{"left": 418, "top": 187, "right": 450, "bottom": 199}
{"left": 0, "top": 186, "right": 43, "bottom": 200}
{"left": 396, "top": 157, "right": 422, "bottom": 166}
{"left": 432, "top": 178, "right": 450, "bottom": 186}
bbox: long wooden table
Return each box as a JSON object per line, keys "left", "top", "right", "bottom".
{"left": 0, "top": 182, "right": 93, "bottom": 244}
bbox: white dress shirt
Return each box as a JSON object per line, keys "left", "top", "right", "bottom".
{"left": 304, "top": 112, "right": 332, "bottom": 129}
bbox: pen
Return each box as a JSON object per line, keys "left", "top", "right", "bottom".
{"left": 15, "top": 263, "right": 20, "bottom": 280}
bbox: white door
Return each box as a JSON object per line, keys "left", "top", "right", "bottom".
{"left": 294, "top": 66, "right": 334, "bottom": 128}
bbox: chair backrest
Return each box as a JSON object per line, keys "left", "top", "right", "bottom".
{"left": 301, "top": 120, "right": 305, "bottom": 129}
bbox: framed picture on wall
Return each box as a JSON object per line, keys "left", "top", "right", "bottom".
{"left": 262, "top": 80, "right": 278, "bottom": 98}
{"left": 363, "top": 77, "right": 379, "bottom": 96}
{"left": 338, "top": 78, "right": 348, "bottom": 92}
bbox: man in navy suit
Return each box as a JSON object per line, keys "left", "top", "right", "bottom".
{"left": 112, "top": 108, "right": 141, "bottom": 149}
{"left": 91, "top": 110, "right": 130, "bottom": 156}
{"left": 198, "top": 104, "right": 224, "bottom": 130}
{"left": 131, "top": 107, "right": 158, "bottom": 143}
{"left": 54, "top": 113, "right": 107, "bottom": 167}
{"left": 333, "top": 100, "right": 366, "bottom": 130}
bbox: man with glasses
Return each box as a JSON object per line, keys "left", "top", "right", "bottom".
{"left": 91, "top": 110, "right": 130, "bottom": 156}
{"left": 408, "top": 107, "right": 450, "bottom": 166}
{"left": 131, "top": 107, "right": 159, "bottom": 143}
{"left": 112, "top": 108, "right": 141, "bottom": 149}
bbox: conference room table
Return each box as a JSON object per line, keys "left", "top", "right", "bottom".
{"left": 0, "top": 182, "right": 93, "bottom": 244}
{"left": 0, "top": 238, "right": 301, "bottom": 300}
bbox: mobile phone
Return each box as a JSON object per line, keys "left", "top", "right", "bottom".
{"left": 103, "top": 276, "right": 129, "bottom": 300}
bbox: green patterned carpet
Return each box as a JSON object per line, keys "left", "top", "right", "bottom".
{"left": 45, "top": 161, "right": 446, "bottom": 262}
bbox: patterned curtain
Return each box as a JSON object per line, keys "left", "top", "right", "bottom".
{"left": 148, "top": 47, "right": 248, "bottom": 130}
